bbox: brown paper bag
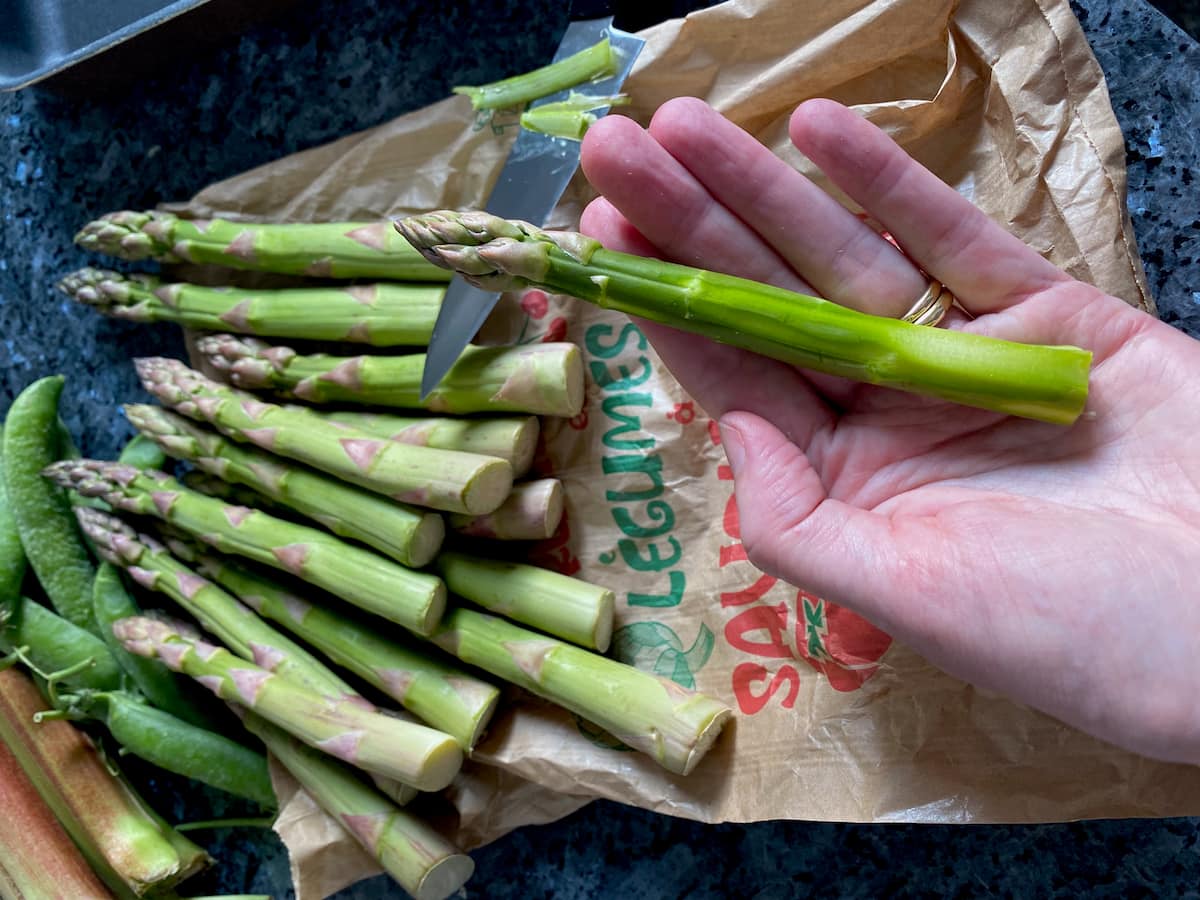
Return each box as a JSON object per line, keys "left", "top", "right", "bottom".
{"left": 172, "top": 0, "right": 1200, "bottom": 893}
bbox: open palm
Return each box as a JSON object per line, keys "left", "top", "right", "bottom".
{"left": 580, "top": 97, "right": 1200, "bottom": 764}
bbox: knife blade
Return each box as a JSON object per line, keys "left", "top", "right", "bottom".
{"left": 419, "top": 13, "right": 645, "bottom": 399}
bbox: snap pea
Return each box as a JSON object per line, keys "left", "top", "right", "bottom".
{"left": 0, "top": 427, "right": 26, "bottom": 627}
{"left": 72, "top": 690, "right": 276, "bottom": 810}
{"left": 0, "top": 596, "right": 122, "bottom": 692}
{"left": 92, "top": 562, "right": 223, "bottom": 731}
{"left": 3, "top": 377, "right": 99, "bottom": 634}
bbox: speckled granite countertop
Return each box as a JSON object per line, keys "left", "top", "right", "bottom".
{"left": 3, "top": 1, "right": 1199, "bottom": 897}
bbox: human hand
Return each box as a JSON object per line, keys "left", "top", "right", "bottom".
{"left": 579, "top": 97, "right": 1200, "bottom": 765}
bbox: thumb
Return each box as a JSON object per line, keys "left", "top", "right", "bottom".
{"left": 718, "top": 410, "right": 896, "bottom": 615}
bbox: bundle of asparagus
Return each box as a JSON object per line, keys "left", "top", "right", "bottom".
{"left": 58, "top": 204, "right": 736, "bottom": 900}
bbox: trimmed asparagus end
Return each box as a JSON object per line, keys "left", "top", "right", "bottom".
{"left": 520, "top": 92, "right": 630, "bottom": 141}
{"left": 459, "top": 458, "right": 516, "bottom": 517}
{"left": 449, "top": 478, "right": 565, "bottom": 541}
{"left": 452, "top": 36, "right": 617, "bottom": 111}
{"left": 416, "top": 855, "right": 477, "bottom": 900}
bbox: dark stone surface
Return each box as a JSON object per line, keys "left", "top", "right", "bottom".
{"left": 2, "top": 1, "right": 1199, "bottom": 898}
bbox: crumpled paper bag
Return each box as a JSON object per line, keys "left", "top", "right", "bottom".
{"left": 172, "top": 0, "right": 1200, "bottom": 894}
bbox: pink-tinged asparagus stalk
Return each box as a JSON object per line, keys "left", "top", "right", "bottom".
{"left": 135, "top": 358, "right": 513, "bottom": 515}
{"left": 0, "top": 725, "right": 117, "bottom": 899}
{"left": 125, "top": 404, "right": 445, "bottom": 569}
{"left": 43, "top": 460, "right": 444, "bottom": 637}
{"left": 243, "top": 714, "right": 473, "bottom": 900}
{"left": 448, "top": 478, "right": 563, "bottom": 541}
{"left": 317, "top": 409, "right": 539, "bottom": 478}
{"left": 195, "top": 333, "right": 584, "bottom": 418}
{"left": 74, "top": 211, "right": 452, "bottom": 281}
{"left": 112, "top": 616, "right": 462, "bottom": 792}
{"left": 431, "top": 607, "right": 731, "bottom": 775}
{"left": 0, "top": 666, "right": 208, "bottom": 897}
{"left": 167, "top": 539, "right": 499, "bottom": 751}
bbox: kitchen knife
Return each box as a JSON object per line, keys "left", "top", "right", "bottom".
{"left": 419, "top": 7, "right": 645, "bottom": 399}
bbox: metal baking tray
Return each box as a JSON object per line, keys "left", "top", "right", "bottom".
{"left": 1, "top": 0, "right": 213, "bottom": 91}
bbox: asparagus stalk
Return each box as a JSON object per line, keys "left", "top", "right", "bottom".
{"left": 448, "top": 478, "right": 564, "bottom": 541}
{"left": 74, "top": 211, "right": 451, "bottom": 281}
{"left": 169, "top": 540, "right": 499, "bottom": 751}
{"left": 453, "top": 36, "right": 617, "bottom": 110}
{"left": 43, "top": 461, "right": 445, "bottom": 637}
{"left": 135, "top": 358, "right": 514, "bottom": 515}
{"left": 59, "top": 267, "right": 447, "bottom": 347}
{"left": 112, "top": 616, "right": 462, "bottom": 792}
{"left": 432, "top": 607, "right": 730, "bottom": 775}
{"left": 520, "top": 92, "right": 630, "bottom": 140}
{"left": 436, "top": 551, "right": 612, "bottom": 651}
{"left": 0, "top": 665, "right": 208, "bottom": 897}
{"left": 243, "top": 714, "right": 473, "bottom": 900}
{"left": 195, "top": 333, "right": 585, "bottom": 418}
{"left": 126, "top": 404, "right": 445, "bottom": 568}
{"left": 77, "top": 507, "right": 363, "bottom": 700}
{"left": 318, "top": 409, "right": 539, "bottom": 477}
{"left": 396, "top": 210, "right": 1094, "bottom": 425}
{"left": 0, "top": 728, "right": 117, "bottom": 899}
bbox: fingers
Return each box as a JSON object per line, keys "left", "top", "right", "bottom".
{"left": 580, "top": 114, "right": 810, "bottom": 291}
{"left": 789, "top": 98, "right": 1072, "bottom": 314}
{"left": 580, "top": 198, "right": 836, "bottom": 446}
{"left": 646, "top": 97, "right": 928, "bottom": 317}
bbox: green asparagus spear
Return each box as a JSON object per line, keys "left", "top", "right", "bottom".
{"left": 77, "top": 507, "right": 364, "bottom": 700}
{"left": 436, "top": 551, "right": 613, "bottom": 651}
{"left": 125, "top": 404, "right": 445, "bottom": 569}
{"left": 167, "top": 539, "right": 499, "bottom": 751}
{"left": 396, "top": 210, "right": 1094, "bottom": 424}
{"left": 74, "top": 211, "right": 451, "bottom": 281}
{"left": 113, "top": 616, "right": 462, "bottom": 792}
{"left": 453, "top": 36, "right": 617, "bottom": 110}
{"left": 59, "top": 268, "right": 446, "bottom": 347}
{"left": 317, "top": 410, "right": 539, "bottom": 477}
{"left": 195, "top": 333, "right": 584, "bottom": 418}
{"left": 243, "top": 714, "right": 473, "bottom": 900}
{"left": 92, "top": 562, "right": 226, "bottom": 731}
{"left": 135, "top": 358, "right": 513, "bottom": 515}
{"left": 431, "top": 607, "right": 731, "bottom": 775}
{"left": 448, "top": 478, "right": 563, "bottom": 540}
{"left": 43, "top": 461, "right": 445, "bottom": 637}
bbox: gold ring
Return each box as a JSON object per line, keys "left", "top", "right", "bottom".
{"left": 900, "top": 280, "right": 955, "bottom": 327}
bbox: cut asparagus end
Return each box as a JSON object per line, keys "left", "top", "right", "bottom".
{"left": 460, "top": 457, "right": 516, "bottom": 516}
{"left": 448, "top": 478, "right": 565, "bottom": 541}
{"left": 452, "top": 36, "right": 617, "bottom": 111}
{"left": 415, "top": 855, "right": 477, "bottom": 900}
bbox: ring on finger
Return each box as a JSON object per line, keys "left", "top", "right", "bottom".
{"left": 900, "top": 280, "right": 955, "bottom": 327}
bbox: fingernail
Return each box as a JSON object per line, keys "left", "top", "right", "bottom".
{"left": 718, "top": 418, "right": 744, "bottom": 473}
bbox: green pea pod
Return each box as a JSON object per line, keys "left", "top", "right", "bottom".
{"left": 0, "top": 596, "right": 122, "bottom": 692}
{"left": 92, "top": 563, "right": 223, "bottom": 731}
{"left": 0, "top": 426, "right": 27, "bottom": 627}
{"left": 117, "top": 434, "right": 167, "bottom": 471}
{"left": 79, "top": 690, "right": 276, "bottom": 810}
{"left": 3, "top": 377, "right": 99, "bottom": 634}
